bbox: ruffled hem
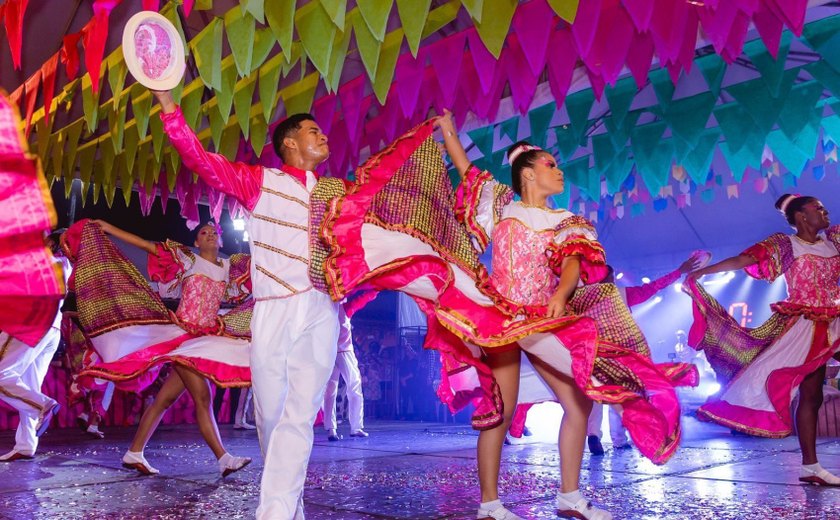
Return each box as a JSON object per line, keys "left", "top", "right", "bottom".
{"left": 148, "top": 240, "right": 193, "bottom": 284}
{"left": 771, "top": 301, "right": 840, "bottom": 321}
{"left": 741, "top": 233, "right": 791, "bottom": 282}
{"left": 546, "top": 238, "right": 608, "bottom": 284}
{"left": 454, "top": 166, "right": 509, "bottom": 251}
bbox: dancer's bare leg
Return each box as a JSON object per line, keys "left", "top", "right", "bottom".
{"left": 128, "top": 373, "right": 186, "bottom": 452}
{"left": 173, "top": 365, "right": 226, "bottom": 459}
{"left": 524, "top": 353, "right": 592, "bottom": 493}
{"left": 477, "top": 348, "right": 521, "bottom": 503}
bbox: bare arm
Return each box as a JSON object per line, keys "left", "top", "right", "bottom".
{"left": 689, "top": 254, "right": 756, "bottom": 279}
{"left": 434, "top": 109, "right": 471, "bottom": 178}
{"left": 547, "top": 256, "right": 581, "bottom": 318}
{"left": 92, "top": 220, "right": 157, "bottom": 255}
{"left": 152, "top": 90, "right": 177, "bottom": 114}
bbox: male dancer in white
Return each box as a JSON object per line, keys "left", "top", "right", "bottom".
{"left": 153, "top": 90, "right": 340, "bottom": 519}
{"left": 0, "top": 232, "right": 67, "bottom": 461}
{"left": 324, "top": 305, "right": 367, "bottom": 441}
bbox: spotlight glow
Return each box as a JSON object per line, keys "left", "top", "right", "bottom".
{"left": 616, "top": 272, "right": 624, "bottom": 280}
{"left": 242, "top": 230, "right": 249, "bottom": 243}
{"left": 233, "top": 218, "right": 246, "bottom": 231}
{"left": 642, "top": 276, "right": 651, "bottom": 284}
{"left": 652, "top": 295, "right": 662, "bottom": 304}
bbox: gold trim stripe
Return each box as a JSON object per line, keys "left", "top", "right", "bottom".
{"left": 252, "top": 241, "right": 309, "bottom": 265}
{"left": 252, "top": 213, "right": 308, "bottom": 231}
{"left": 0, "top": 335, "right": 12, "bottom": 362}
{"left": 260, "top": 187, "right": 309, "bottom": 208}
{"left": 0, "top": 386, "right": 48, "bottom": 413}
{"left": 255, "top": 265, "right": 299, "bottom": 294}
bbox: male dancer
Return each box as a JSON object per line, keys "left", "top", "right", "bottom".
{"left": 0, "top": 231, "right": 67, "bottom": 461}
{"left": 153, "top": 90, "right": 340, "bottom": 519}
{"left": 324, "top": 306, "right": 367, "bottom": 441}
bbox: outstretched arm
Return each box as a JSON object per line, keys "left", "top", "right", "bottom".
{"left": 435, "top": 109, "right": 471, "bottom": 178}
{"left": 688, "top": 254, "right": 756, "bottom": 280}
{"left": 92, "top": 220, "right": 157, "bottom": 255}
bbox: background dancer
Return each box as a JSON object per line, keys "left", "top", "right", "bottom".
{"left": 685, "top": 193, "right": 840, "bottom": 486}
{"left": 67, "top": 220, "right": 251, "bottom": 477}
{"left": 153, "top": 88, "right": 341, "bottom": 520}
{"left": 323, "top": 305, "right": 367, "bottom": 441}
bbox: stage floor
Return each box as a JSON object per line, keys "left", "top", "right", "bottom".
{"left": 1, "top": 417, "right": 839, "bottom": 519}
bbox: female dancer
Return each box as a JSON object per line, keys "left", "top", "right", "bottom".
{"left": 64, "top": 219, "right": 252, "bottom": 477}
{"left": 685, "top": 193, "right": 840, "bottom": 485}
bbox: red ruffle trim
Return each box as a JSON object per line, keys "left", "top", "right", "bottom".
{"left": 546, "top": 238, "right": 608, "bottom": 284}
{"left": 770, "top": 301, "right": 840, "bottom": 321}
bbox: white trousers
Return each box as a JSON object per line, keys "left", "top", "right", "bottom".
{"left": 323, "top": 350, "right": 365, "bottom": 432}
{"left": 0, "top": 328, "right": 60, "bottom": 454}
{"left": 587, "top": 403, "right": 628, "bottom": 444}
{"left": 251, "top": 292, "right": 339, "bottom": 520}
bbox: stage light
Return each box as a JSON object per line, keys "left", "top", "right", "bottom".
{"left": 242, "top": 231, "right": 249, "bottom": 243}
{"left": 642, "top": 276, "right": 651, "bottom": 284}
{"left": 673, "top": 283, "right": 683, "bottom": 293}
{"left": 652, "top": 295, "right": 662, "bottom": 304}
{"left": 233, "top": 218, "right": 246, "bottom": 231}
{"left": 615, "top": 272, "right": 624, "bottom": 280}
{"left": 700, "top": 382, "right": 721, "bottom": 396}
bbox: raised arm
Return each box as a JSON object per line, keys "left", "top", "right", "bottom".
{"left": 151, "top": 90, "right": 262, "bottom": 211}
{"left": 92, "top": 220, "right": 157, "bottom": 255}
{"left": 435, "top": 109, "right": 471, "bottom": 178}
{"left": 688, "top": 254, "right": 756, "bottom": 280}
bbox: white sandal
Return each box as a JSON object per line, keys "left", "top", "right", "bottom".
{"left": 556, "top": 495, "right": 612, "bottom": 520}
{"left": 122, "top": 450, "right": 159, "bottom": 475}
{"left": 800, "top": 465, "right": 840, "bottom": 487}
{"left": 476, "top": 504, "right": 523, "bottom": 519}
{"left": 219, "top": 453, "right": 252, "bottom": 477}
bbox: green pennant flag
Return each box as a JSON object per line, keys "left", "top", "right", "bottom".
{"left": 791, "top": 108, "right": 821, "bottom": 157}
{"left": 546, "top": 0, "right": 578, "bottom": 23}
{"left": 491, "top": 149, "right": 511, "bottom": 186}
{"left": 679, "top": 128, "right": 719, "bottom": 185}
{"left": 107, "top": 98, "right": 128, "bottom": 153}
{"left": 251, "top": 28, "right": 277, "bottom": 74}
{"left": 396, "top": 0, "right": 431, "bottom": 56}
{"left": 219, "top": 125, "right": 241, "bottom": 161}
{"left": 554, "top": 124, "right": 582, "bottom": 160}
{"left": 100, "top": 141, "right": 116, "bottom": 202}
{"left": 604, "top": 77, "right": 636, "bottom": 126}
{"left": 604, "top": 148, "right": 633, "bottom": 194}
{"left": 62, "top": 120, "right": 84, "bottom": 180}
{"left": 136, "top": 141, "right": 150, "bottom": 187}
{"left": 631, "top": 120, "right": 668, "bottom": 192}
{"left": 259, "top": 54, "right": 283, "bottom": 121}
{"left": 78, "top": 144, "right": 95, "bottom": 187}
{"left": 565, "top": 89, "right": 594, "bottom": 141}
{"left": 805, "top": 60, "right": 840, "bottom": 100}
{"left": 250, "top": 113, "right": 269, "bottom": 157}
{"left": 280, "top": 73, "right": 320, "bottom": 116}
{"left": 766, "top": 129, "right": 809, "bottom": 176}
{"left": 499, "top": 116, "right": 519, "bottom": 143}
{"left": 461, "top": 0, "right": 483, "bottom": 23}
{"left": 563, "top": 155, "right": 597, "bottom": 199}
{"left": 801, "top": 14, "right": 840, "bottom": 73}
{"left": 209, "top": 105, "right": 225, "bottom": 153}
{"left": 357, "top": 0, "right": 393, "bottom": 42}
{"left": 602, "top": 111, "right": 640, "bottom": 150}
{"left": 552, "top": 186, "right": 571, "bottom": 209}
{"left": 663, "top": 92, "right": 716, "bottom": 149}
{"left": 528, "top": 103, "right": 555, "bottom": 148}
{"left": 326, "top": 26, "right": 353, "bottom": 92}
{"left": 642, "top": 140, "right": 673, "bottom": 193}
{"left": 649, "top": 68, "right": 675, "bottom": 109}
{"left": 130, "top": 84, "right": 152, "bottom": 140}
{"left": 34, "top": 117, "right": 53, "bottom": 161}
{"left": 320, "top": 0, "right": 347, "bottom": 28}
{"left": 241, "top": 0, "right": 265, "bottom": 23}
{"left": 107, "top": 54, "right": 128, "bottom": 109}
{"left": 696, "top": 53, "right": 726, "bottom": 98}
{"left": 472, "top": 0, "right": 516, "bottom": 58}
{"left": 353, "top": 10, "right": 382, "bottom": 80}
{"left": 725, "top": 69, "right": 797, "bottom": 134}
{"left": 233, "top": 75, "right": 258, "bottom": 139}
{"left": 180, "top": 87, "right": 204, "bottom": 130}
{"left": 592, "top": 133, "right": 619, "bottom": 174}
{"left": 744, "top": 32, "right": 792, "bottom": 97}
{"left": 123, "top": 124, "right": 140, "bottom": 179}
{"left": 81, "top": 75, "right": 100, "bottom": 133}
{"left": 119, "top": 158, "right": 135, "bottom": 207}
{"left": 226, "top": 7, "right": 256, "bottom": 77}
{"left": 372, "top": 29, "right": 403, "bottom": 104}
{"left": 149, "top": 112, "right": 165, "bottom": 160}
{"left": 47, "top": 132, "right": 63, "bottom": 184}
{"left": 297, "top": 1, "right": 337, "bottom": 78}
{"left": 719, "top": 131, "right": 763, "bottom": 182}
{"left": 165, "top": 151, "right": 179, "bottom": 192}
{"left": 630, "top": 120, "right": 666, "bottom": 164}
{"left": 467, "top": 125, "right": 495, "bottom": 159}
{"left": 777, "top": 81, "right": 824, "bottom": 141}
{"left": 265, "top": 0, "right": 296, "bottom": 57}
{"left": 714, "top": 102, "right": 754, "bottom": 154}
{"left": 215, "top": 65, "right": 239, "bottom": 124}
{"left": 191, "top": 18, "right": 224, "bottom": 91}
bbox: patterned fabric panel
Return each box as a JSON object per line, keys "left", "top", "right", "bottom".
{"left": 309, "top": 177, "right": 348, "bottom": 293}
{"left": 569, "top": 283, "right": 650, "bottom": 357}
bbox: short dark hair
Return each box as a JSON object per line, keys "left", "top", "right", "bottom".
{"left": 774, "top": 193, "right": 817, "bottom": 225}
{"left": 507, "top": 141, "right": 543, "bottom": 196}
{"left": 272, "top": 113, "right": 316, "bottom": 160}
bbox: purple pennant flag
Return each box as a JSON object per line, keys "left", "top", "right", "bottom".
{"left": 207, "top": 181, "right": 225, "bottom": 224}
{"left": 512, "top": 0, "right": 554, "bottom": 78}
{"left": 339, "top": 77, "right": 367, "bottom": 146}
{"left": 139, "top": 187, "right": 155, "bottom": 216}
{"left": 313, "top": 94, "right": 338, "bottom": 137}
{"left": 467, "top": 29, "right": 497, "bottom": 95}
{"left": 626, "top": 31, "right": 654, "bottom": 89}
{"left": 473, "top": 54, "right": 507, "bottom": 121}
{"left": 506, "top": 36, "right": 540, "bottom": 113}
{"left": 429, "top": 33, "right": 467, "bottom": 109}
{"left": 572, "top": 0, "right": 603, "bottom": 59}
{"left": 721, "top": 12, "right": 751, "bottom": 64}
{"left": 768, "top": 0, "right": 807, "bottom": 36}
{"left": 158, "top": 178, "right": 170, "bottom": 214}
{"left": 598, "top": 4, "right": 634, "bottom": 86}
{"left": 546, "top": 29, "right": 578, "bottom": 107}
{"left": 621, "top": 0, "right": 654, "bottom": 32}
{"left": 394, "top": 52, "right": 426, "bottom": 119}
{"left": 753, "top": 2, "right": 784, "bottom": 58}
{"left": 459, "top": 53, "right": 483, "bottom": 117}
{"left": 698, "top": 2, "right": 738, "bottom": 56}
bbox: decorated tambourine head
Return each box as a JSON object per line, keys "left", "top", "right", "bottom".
{"left": 690, "top": 249, "right": 713, "bottom": 270}
{"left": 122, "top": 11, "right": 186, "bottom": 90}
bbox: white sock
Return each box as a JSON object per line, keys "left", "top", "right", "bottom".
{"left": 480, "top": 499, "right": 502, "bottom": 512}
{"left": 219, "top": 452, "right": 233, "bottom": 464}
{"left": 803, "top": 462, "right": 822, "bottom": 472}
{"left": 558, "top": 490, "right": 584, "bottom": 505}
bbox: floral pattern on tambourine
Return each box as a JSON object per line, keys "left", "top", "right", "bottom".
{"left": 133, "top": 21, "right": 174, "bottom": 80}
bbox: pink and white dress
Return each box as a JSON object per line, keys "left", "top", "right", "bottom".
{"left": 685, "top": 227, "right": 840, "bottom": 436}
{"left": 63, "top": 221, "right": 252, "bottom": 389}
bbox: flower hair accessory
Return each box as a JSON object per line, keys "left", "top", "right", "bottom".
{"left": 778, "top": 193, "right": 802, "bottom": 215}
{"left": 508, "top": 144, "right": 542, "bottom": 164}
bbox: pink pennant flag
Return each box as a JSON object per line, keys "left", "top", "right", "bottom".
{"left": 378, "top": 98, "right": 403, "bottom": 143}
{"left": 609, "top": 207, "right": 617, "bottom": 219}
{"left": 182, "top": 0, "right": 195, "bottom": 17}
{"left": 726, "top": 184, "right": 739, "bottom": 199}
{"left": 676, "top": 194, "right": 687, "bottom": 208}
{"left": 313, "top": 94, "right": 338, "bottom": 136}
{"left": 585, "top": 67, "right": 606, "bottom": 101}
{"left": 547, "top": 29, "right": 578, "bottom": 106}
{"left": 505, "top": 36, "right": 539, "bottom": 113}
{"left": 753, "top": 2, "right": 784, "bottom": 58}
{"left": 676, "top": 8, "right": 699, "bottom": 76}
{"left": 158, "top": 178, "right": 170, "bottom": 214}
{"left": 767, "top": 0, "right": 807, "bottom": 36}
{"left": 598, "top": 4, "right": 634, "bottom": 85}
{"left": 141, "top": 0, "right": 159, "bottom": 10}
{"left": 616, "top": 205, "right": 625, "bottom": 218}
{"left": 512, "top": 0, "right": 554, "bottom": 78}
{"left": 720, "top": 12, "right": 751, "bottom": 64}
{"left": 571, "top": 0, "right": 603, "bottom": 58}
{"left": 621, "top": 0, "right": 654, "bottom": 32}
{"left": 428, "top": 33, "right": 467, "bottom": 109}
{"left": 138, "top": 187, "right": 156, "bottom": 216}
{"left": 339, "top": 77, "right": 367, "bottom": 144}
{"left": 698, "top": 3, "right": 738, "bottom": 58}
{"left": 626, "top": 31, "right": 654, "bottom": 89}
{"left": 23, "top": 70, "right": 42, "bottom": 138}
{"left": 394, "top": 52, "right": 426, "bottom": 118}
{"left": 753, "top": 177, "right": 769, "bottom": 194}
{"left": 459, "top": 51, "right": 483, "bottom": 116}
{"left": 467, "top": 29, "right": 497, "bottom": 95}
{"left": 41, "top": 53, "right": 59, "bottom": 127}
